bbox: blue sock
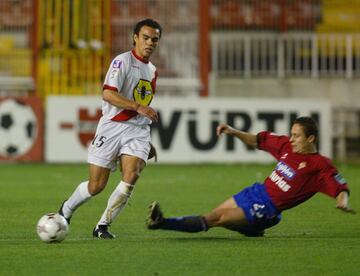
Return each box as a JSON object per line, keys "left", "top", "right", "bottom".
{"left": 160, "top": 216, "right": 208, "bottom": 233}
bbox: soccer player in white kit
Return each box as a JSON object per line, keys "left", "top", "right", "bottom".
{"left": 58, "top": 19, "right": 162, "bottom": 239}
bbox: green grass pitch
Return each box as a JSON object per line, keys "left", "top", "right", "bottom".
{"left": 0, "top": 163, "right": 359, "bottom": 275}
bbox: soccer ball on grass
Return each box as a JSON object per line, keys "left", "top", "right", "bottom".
{"left": 36, "top": 213, "right": 69, "bottom": 243}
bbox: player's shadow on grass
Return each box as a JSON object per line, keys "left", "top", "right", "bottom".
{"left": 161, "top": 236, "right": 261, "bottom": 243}
{"left": 158, "top": 231, "right": 359, "bottom": 242}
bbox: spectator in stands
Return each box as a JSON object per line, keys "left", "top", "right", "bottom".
{"left": 147, "top": 117, "right": 355, "bottom": 237}
{"left": 58, "top": 18, "right": 161, "bottom": 239}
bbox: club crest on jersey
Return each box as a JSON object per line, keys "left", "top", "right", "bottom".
{"left": 113, "top": 60, "right": 122, "bottom": 68}
{"left": 133, "top": 79, "right": 153, "bottom": 106}
{"left": 280, "top": 153, "right": 288, "bottom": 159}
{"left": 275, "top": 161, "right": 295, "bottom": 180}
{"left": 298, "top": 162, "right": 307, "bottom": 170}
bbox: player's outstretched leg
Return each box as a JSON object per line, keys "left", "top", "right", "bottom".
{"left": 58, "top": 181, "right": 92, "bottom": 224}
{"left": 146, "top": 201, "right": 208, "bottom": 233}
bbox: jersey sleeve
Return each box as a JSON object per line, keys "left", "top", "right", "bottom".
{"left": 103, "top": 56, "right": 128, "bottom": 92}
{"left": 257, "top": 131, "right": 290, "bottom": 160}
{"left": 318, "top": 161, "right": 350, "bottom": 198}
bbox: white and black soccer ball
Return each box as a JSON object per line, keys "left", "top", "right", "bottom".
{"left": 0, "top": 98, "right": 37, "bottom": 157}
{"left": 36, "top": 213, "right": 69, "bottom": 243}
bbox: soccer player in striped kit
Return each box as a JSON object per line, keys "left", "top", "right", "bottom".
{"left": 147, "top": 117, "right": 355, "bottom": 236}
{"left": 59, "top": 19, "right": 161, "bottom": 239}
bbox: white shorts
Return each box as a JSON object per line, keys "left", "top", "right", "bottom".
{"left": 87, "top": 116, "right": 151, "bottom": 171}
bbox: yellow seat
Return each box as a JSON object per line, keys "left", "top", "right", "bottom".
{"left": 317, "top": 0, "right": 360, "bottom": 32}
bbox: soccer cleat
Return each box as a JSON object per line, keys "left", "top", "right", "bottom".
{"left": 92, "top": 225, "right": 115, "bottom": 239}
{"left": 58, "top": 200, "right": 71, "bottom": 224}
{"left": 146, "top": 201, "right": 164, "bottom": 229}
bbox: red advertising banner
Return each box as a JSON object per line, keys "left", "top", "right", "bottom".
{"left": 0, "top": 96, "right": 43, "bottom": 161}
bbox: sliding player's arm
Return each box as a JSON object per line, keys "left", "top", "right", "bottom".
{"left": 216, "top": 123, "right": 257, "bottom": 148}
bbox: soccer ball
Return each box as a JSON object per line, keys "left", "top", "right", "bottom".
{"left": 0, "top": 98, "right": 37, "bottom": 157}
{"left": 36, "top": 213, "right": 69, "bottom": 243}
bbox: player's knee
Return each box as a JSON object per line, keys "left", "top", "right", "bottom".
{"left": 88, "top": 180, "right": 106, "bottom": 195}
{"left": 122, "top": 169, "right": 140, "bottom": 184}
{"left": 203, "top": 211, "right": 223, "bottom": 227}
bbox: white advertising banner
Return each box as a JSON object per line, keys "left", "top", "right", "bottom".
{"left": 46, "top": 96, "right": 331, "bottom": 163}
{"left": 46, "top": 96, "right": 101, "bottom": 162}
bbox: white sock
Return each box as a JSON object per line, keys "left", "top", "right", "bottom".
{"left": 97, "top": 181, "right": 134, "bottom": 226}
{"left": 62, "top": 181, "right": 92, "bottom": 219}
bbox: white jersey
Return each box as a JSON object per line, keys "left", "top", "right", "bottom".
{"left": 102, "top": 50, "right": 158, "bottom": 126}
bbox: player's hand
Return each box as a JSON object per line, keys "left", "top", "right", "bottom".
{"left": 137, "top": 105, "right": 158, "bottom": 122}
{"left": 216, "top": 123, "right": 233, "bottom": 137}
{"left": 336, "top": 205, "right": 356, "bottom": 214}
{"left": 336, "top": 191, "right": 355, "bottom": 214}
{"left": 148, "top": 142, "right": 158, "bottom": 161}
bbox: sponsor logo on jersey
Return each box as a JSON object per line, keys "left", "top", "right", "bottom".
{"left": 113, "top": 60, "right": 122, "bottom": 68}
{"left": 275, "top": 161, "right": 295, "bottom": 180}
{"left": 334, "top": 173, "right": 346, "bottom": 185}
{"left": 269, "top": 171, "right": 291, "bottom": 192}
{"left": 133, "top": 79, "right": 153, "bottom": 106}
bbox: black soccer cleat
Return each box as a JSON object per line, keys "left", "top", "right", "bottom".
{"left": 146, "top": 201, "right": 164, "bottom": 229}
{"left": 93, "top": 225, "right": 115, "bottom": 239}
{"left": 58, "top": 200, "right": 71, "bottom": 224}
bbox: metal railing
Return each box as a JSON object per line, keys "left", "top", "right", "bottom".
{"left": 211, "top": 32, "right": 360, "bottom": 79}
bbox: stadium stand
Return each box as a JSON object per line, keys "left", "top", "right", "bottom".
{"left": 0, "top": 0, "right": 33, "bottom": 94}
{"left": 110, "top": 0, "right": 200, "bottom": 95}
{"left": 210, "top": 0, "right": 321, "bottom": 31}
{"left": 0, "top": 0, "right": 32, "bottom": 28}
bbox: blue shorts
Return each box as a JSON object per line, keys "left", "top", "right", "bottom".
{"left": 233, "top": 183, "right": 281, "bottom": 226}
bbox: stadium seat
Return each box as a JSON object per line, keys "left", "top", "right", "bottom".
{"left": 316, "top": 0, "right": 360, "bottom": 32}
{"left": 210, "top": 0, "right": 320, "bottom": 30}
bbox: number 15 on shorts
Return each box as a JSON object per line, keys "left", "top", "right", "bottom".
{"left": 92, "top": 135, "right": 107, "bottom": 148}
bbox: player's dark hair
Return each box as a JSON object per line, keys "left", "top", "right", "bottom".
{"left": 293, "top": 117, "right": 318, "bottom": 141}
{"left": 133, "top": 18, "right": 162, "bottom": 45}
